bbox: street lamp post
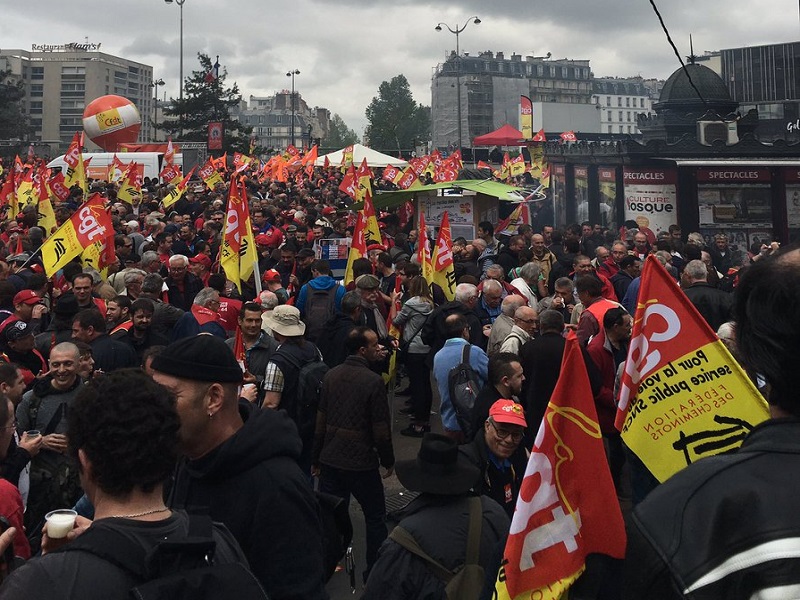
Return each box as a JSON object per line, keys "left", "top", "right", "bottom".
{"left": 435, "top": 16, "right": 480, "bottom": 155}
{"left": 151, "top": 78, "right": 165, "bottom": 141}
{"left": 286, "top": 69, "right": 300, "bottom": 148}
{"left": 164, "top": 0, "right": 185, "bottom": 137}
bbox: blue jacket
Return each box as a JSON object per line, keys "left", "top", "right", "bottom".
{"left": 295, "top": 275, "right": 345, "bottom": 316}
{"left": 433, "top": 338, "right": 489, "bottom": 431}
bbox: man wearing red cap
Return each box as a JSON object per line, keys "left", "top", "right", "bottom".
{"left": 459, "top": 398, "right": 528, "bottom": 519}
{"left": 188, "top": 253, "right": 212, "bottom": 286}
{"left": 262, "top": 269, "right": 289, "bottom": 305}
{"left": 0, "top": 290, "right": 47, "bottom": 336}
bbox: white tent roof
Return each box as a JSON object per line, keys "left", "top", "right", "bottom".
{"left": 314, "top": 143, "right": 409, "bottom": 168}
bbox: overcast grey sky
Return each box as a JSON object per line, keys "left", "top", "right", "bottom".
{"left": 5, "top": 1, "right": 799, "bottom": 136}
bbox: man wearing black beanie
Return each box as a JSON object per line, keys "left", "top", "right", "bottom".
{"left": 152, "top": 334, "right": 326, "bottom": 600}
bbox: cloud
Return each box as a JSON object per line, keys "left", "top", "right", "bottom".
{"left": 5, "top": 0, "right": 799, "bottom": 136}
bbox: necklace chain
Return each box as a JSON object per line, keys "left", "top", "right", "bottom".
{"left": 111, "top": 507, "right": 170, "bottom": 519}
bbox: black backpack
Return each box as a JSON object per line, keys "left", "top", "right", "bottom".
{"left": 61, "top": 514, "right": 268, "bottom": 600}
{"left": 274, "top": 348, "right": 329, "bottom": 442}
{"left": 303, "top": 285, "right": 338, "bottom": 342}
{"left": 448, "top": 345, "right": 482, "bottom": 439}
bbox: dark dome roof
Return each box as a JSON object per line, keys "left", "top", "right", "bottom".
{"left": 658, "top": 63, "right": 733, "bottom": 105}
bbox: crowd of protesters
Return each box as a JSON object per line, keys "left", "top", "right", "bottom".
{"left": 0, "top": 153, "right": 788, "bottom": 599}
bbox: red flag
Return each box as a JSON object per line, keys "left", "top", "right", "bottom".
{"left": 323, "top": 155, "right": 330, "bottom": 169}
{"left": 164, "top": 137, "right": 175, "bottom": 166}
{"left": 500, "top": 331, "right": 626, "bottom": 598}
{"left": 396, "top": 167, "right": 421, "bottom": 190}
{"left": 560, "top": 130, "right": 577, "bottom": 142}
{"left": 232, "top": 325, "right": 246, "bottom": 363}
{"left": 532, "top": 129, "right": 547, "bottom": 142}
{"left": 398, "top": 201, "right": 414, "bottom": 228}
{"left": 382, "top": 165, "right": 400, "bottom": 183}
{"left": 613, "top": 256, "right": 769, "bottom": 482}
{"left": 339, "top": 165, "right": 357, "bottom": 199}
{"left": 477, "top": 160, "right": 493, "bottom": 171}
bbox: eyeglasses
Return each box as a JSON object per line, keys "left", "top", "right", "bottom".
{"left": 516, "top": 318, "right": 539, "bottom": 325}
{"left": 488, "top": 419, "right": 524, "bottom": 442}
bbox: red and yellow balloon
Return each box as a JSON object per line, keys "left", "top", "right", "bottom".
{"left": 82, "top": 95, "right": 141, "bottom": 151}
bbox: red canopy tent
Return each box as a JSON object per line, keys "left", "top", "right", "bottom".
{"left": 472, "top": 124, "right": 524, "bottom": 146}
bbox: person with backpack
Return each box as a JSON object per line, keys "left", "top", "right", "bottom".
{"left": 363, "top": 433, "right": 509, "bottom": 600}
{"left": 295, "top": 259, "right": 345, "bottom": 343}
{"left": 433, "top": 314, "right": 489, "bottom": 444}
{"left": 153, "top": 334, "right": 327, "bottom": 600}
{"left": 312, "top": 326, "right": 394, "bottom": 584}
{"left": 263, "top": 305, "right": 326, "bottom": 474}
{"left": 0, "top": 369, "right": 265, "bottom": 600}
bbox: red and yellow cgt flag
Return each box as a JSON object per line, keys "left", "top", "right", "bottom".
{"left": 220, "top": 177, "right": 258, "bottom": 292}
{"left": 520, "top": 95, "right": 533, "bottom": 140}
{"left": 162, "top": 167, "right": 196, "bottom": 209}
{"left": 339, "top": 164, "right": 358, "bottom": 200}
{"left": 496, "top": 331, "right": 626, "bottom": 600}
{"left": 41, "top": 193, "right": 113, "bottom": 277}
{"left": 417, "top": 209, "right": 433, "bottom": 284}
{"left": 344, "top": 209, "right": 368, "bottom": 285}
{"left": 198, "top": 158, "right": 224, "bottom": 191}
{"left": 432, "top": 211, "right": 455, "bottom": 301}
{"left": 355, "top": 158, "right": 372, "bottom": 203}
{"left": 62, "top": 132, "right": 87, "bottom": 196}
{"left": 341, "top": 145, "right": 354, "bottom": 168}
{"left": 614, "top": 255, "right": 769, "bottom": 482}
{"left": 396, "top": 166, "right": 422, "bottom": 190}
{"left": 509, "top": 155, "right": 527, "bottom": 177}
{"left": 159, "top": 162, "right": 182, "bottom": 185}
{"left": 116, "top": 162, "right": 143, "bottom": 205}
{"left": 382, "top": 165, "right": 402, "bottom": 184}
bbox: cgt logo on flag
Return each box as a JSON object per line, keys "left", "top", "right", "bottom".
{"left": 496, "top": 332, "right": 625, "bottom": 600}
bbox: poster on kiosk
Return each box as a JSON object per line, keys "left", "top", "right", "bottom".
{"left": 623, "top": 167, "right": 678, "bottom": 236}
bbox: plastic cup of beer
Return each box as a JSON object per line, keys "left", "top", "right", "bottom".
{"left": 25, "top": 430, "right": 41, "bottom": 439}
{"left": 45, "top": 509, "right": 77, "bottom": 539}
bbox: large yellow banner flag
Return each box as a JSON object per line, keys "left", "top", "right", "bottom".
{"left": 615, "top": 255, "right": 769, "bottom": 482}
{"left": 41, "top": 193, "right": 111, "bottom": 277}
{"left": 162, "top": 167, "right": 196, "bottom": 209}
{"left": 432, "top": 211, "right": 456, "bottom": 301}
{"left": 220, "top": 178, "right": 258, "bottom": 291}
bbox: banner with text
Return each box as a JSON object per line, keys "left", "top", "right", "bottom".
{"left": 615, "top": 256, "right": 769, "bottom": 482}
{"left": 623, "top": 167, "right": 677, "bottom": 236}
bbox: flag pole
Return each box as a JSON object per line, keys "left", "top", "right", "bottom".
{"left": 17, "top": 245, "right": 43, "bottom": 271}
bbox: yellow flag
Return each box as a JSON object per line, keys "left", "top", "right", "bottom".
{"left": 15, "top": 171, "right": 39, "bottom": 210}
{"left": 362, "top": 190, "right": 382, "bottom": 248}
{"left": 62, "top": 132, "right": 87, "bottom": 196}
{"left": 162, "top": 167, "right": 196, "bottom": 209}
{"left": 37, "top": 196, "right": 57, "bottom": 237}
{"left": 417, "top": 210, "right": 433, "bottom": 284}
{"left": 40, "top": 194, "right": 111, "bottom": 277}
{"left": 432, "top": 212, "right": 456, "bottom": 301}
{"left": 220, "top": 178, "right": 257, "bottom": 291}
{"left": 355, "top": 158, "right": 372, "bottom": 203}
{"left": 116, "top": 163, "right": 142, "bottom": 205}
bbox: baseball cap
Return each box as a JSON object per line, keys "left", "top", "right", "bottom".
{"left": 262, "top": 269, "right": 282, "bottom": 283}
{"left": 13, "top": 290, "right": 41, "bottom": 306}
{"left": 4, "top": 320, "right": 32, "bottom": 342}
{"left": 489, "top": 399, "right": 527, "bottom": 428}
{"left": 189, "top": 254, "right": 212, "bottom": 267}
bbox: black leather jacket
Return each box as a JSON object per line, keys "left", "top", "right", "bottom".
{"left": 624, "top": 418, "right": 800, "bottom": 599}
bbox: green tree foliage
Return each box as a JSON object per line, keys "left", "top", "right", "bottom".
{"left": 365, "top": 75, "right": 430, "bottom": 154}
{"left": 160, "top": 53, "right": 252, "bottom": 154}
{"left": 0, "top": 71, "right": 31, "bottom": 141}
{"left": 325, "top": 113, "right": 359, "bottom": 149}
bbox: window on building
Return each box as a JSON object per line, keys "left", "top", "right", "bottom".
{"left": 537, "top": 65, "right": 543, "bottom": 76}
{"left": 640, "top": 98, "right": 645, "bottom": 108}
{"left": 618, "top": 97, "right": 622, "bottom": 106}
{"left": 626, "top": 97, "right": 630, "bottom": 107}
{"left": 608, "top": 111, "right": 613, "bottom": 121}
{"left": 549, "top": 66, "right": 556, "bottom": 77}
{"left": 30, "top": 84, "right": 43, "bottom": 97}
{"left": 628, "top": 125, "right": 633, "bottom": 133}
{"left": 31, "top": 67, "right": 44, "bottom": 80}
{"left": 29, "top": 102, "right": 42, "bottom": 114}
{"left": 30, "top": 118, "right": 42, "bottom": 130}
{"left": 562, "top": 67, "right": 568, "bottom": 78}
{"left": 61, "top": 66, "right": 85, "bottom": 75}
{"left": 608, "top": 124, "right": 614, "bottom": 133}
{"left": 627, "top": 111, "right": 631, "bottom": 121}
{"left": 606, "top": 96, "right": 611, "bottom": 106}
{"left": 619, "top": 110, "right": 623, "bottom": 121}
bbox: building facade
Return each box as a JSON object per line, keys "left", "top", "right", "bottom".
{"left": 431, "top": 51, "right": 595, "bottom": 151}
{"left": 697, "top": 41, "right": 800, "bottom": 143}
{"left": 233, "top": 93, "right": 331, "bottom": 152}
{"left": 0, "top": 46, "right": 154, "bottom": 153}
{"left": 591, "top": 77, "right": 656, "bottom": 136}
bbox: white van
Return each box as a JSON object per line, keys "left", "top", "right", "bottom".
{"left": 47, "top": 152, "right": 183, "bottom": 181}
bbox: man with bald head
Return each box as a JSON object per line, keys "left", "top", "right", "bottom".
{"left": 499, "top": 306, "right": 539, "bottom": 355}
{"left": 16, "top": 342, "right": 84, "bottom": 546}
{"left": 487, "top": 294, "right": 528, "bottom": 356}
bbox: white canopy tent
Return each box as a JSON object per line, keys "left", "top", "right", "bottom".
{"left": 314, "top": 143, "right": 409, "bottom": 168}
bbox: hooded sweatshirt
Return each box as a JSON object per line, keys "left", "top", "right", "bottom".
{"left": 295, "top": 275, "right": 345, "bottom": 316}
{"left": 168, "top": 402, "right": 326, "bottom": 600}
